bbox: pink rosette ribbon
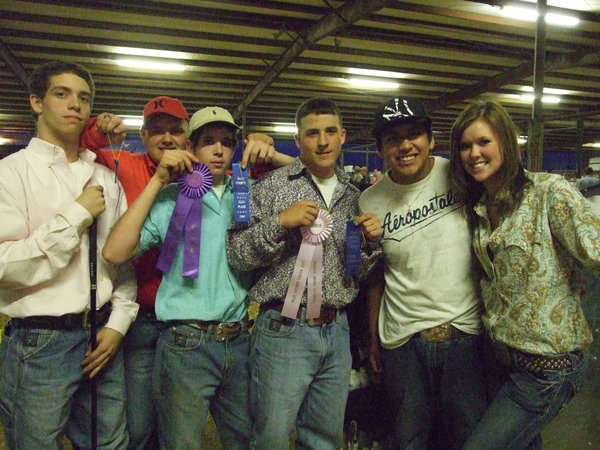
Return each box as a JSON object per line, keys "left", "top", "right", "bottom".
{"left": 156, "top": 162, "right": 212, "bottom": 278}
{"left": 281, "top": 209, "right": 333, "bottom": 319}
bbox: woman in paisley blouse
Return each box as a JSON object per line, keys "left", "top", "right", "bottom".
{"left": 448, "top": 100, "right": 600, "bottom": 449}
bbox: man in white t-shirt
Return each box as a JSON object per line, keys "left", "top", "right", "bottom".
{"left": 358, "top": 97, "right": 487, "bottom": 449}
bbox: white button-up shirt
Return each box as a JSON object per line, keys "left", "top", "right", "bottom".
{"left": 0, "top": 138, "right": 138, "bottom": 335}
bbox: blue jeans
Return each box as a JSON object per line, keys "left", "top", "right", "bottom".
{"left": 0, "top": 322, "right": 127, "bottom": 449}
{"left": 250, "top": 308, "right": 352, "bottom": 450}
{"left": 381, "top": 332, "right": 487, "bottom": 450}
{"left": 153, "top": 323, "right": 251, "bottom": 450}
{"left": 463, "top": 345, "right": 584, "bottom": 450}
{"left": 122, "top": 310, "right": 161, "bottom": 450}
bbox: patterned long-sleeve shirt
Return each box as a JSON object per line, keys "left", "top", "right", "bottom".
{"left": 226, "top": 158, "right": 381, "bottom": 309}
{"left": 473, "top": 171, "right": 600, "bottom": 355}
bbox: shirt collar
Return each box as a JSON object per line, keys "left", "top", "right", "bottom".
{"left": 288, "top": 157, "right": 351, "bottom": 184}
{"left": 26, "top": 137, "right": 97, "bottom": 166}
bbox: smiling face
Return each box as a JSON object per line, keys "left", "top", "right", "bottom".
{"left": 295, "top": 113, "right": 346, "bottom": 179}
{"left": 379, "top": 121, "right": 434, "bottom": 185}
{"left": 459, "top": 118, "right": 505, "bottom": 196}
{"left": 187, "top": 123, "right": 235, "bottom": 186}
{"left": 141, "top": 113, "right": 188, "bottom": 165}
{"left": 29, "top": 72, "right": 91, "bottom": 150}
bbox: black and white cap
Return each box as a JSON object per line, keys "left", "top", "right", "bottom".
{"left": 372, "top": 97, "right": 431, "bottom": 138}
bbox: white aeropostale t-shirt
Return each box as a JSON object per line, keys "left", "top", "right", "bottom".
{"left": 359, "top": 157, "right": 482, "bottom": 349}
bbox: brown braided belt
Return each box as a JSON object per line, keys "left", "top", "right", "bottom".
{"left": 513, "top": 349, "right": 581, "bottom": 374}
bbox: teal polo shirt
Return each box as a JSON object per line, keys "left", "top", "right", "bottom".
{"left": 138, "top": 175, "right": 250, "bottom": 322}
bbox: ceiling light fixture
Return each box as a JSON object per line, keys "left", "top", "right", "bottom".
{"left": 0, "top": 137, "right": 13, "bottom": 145}
{"left": 347, "top": 78, "right": 400, "bottom": 89}
{"left": 521, "top": 86, "right": 571, "bottom": 95}
{"left": 583, "top": 142, "right": 600, "bottom": 148}
{"left": 520, "top": 94, "right": 561, "bottom": 104}
{"left": 114, "top": 47, "right": 188, "bottom": 60}
{"left": 500, "top": 6, "right": 579, "bottom": 26}
{"left": 122, "top": 115, "right": 144, "bottom": 128}
{"left": 348, "top": 68, "right": 405, "bottom": 79}
{"left": 273, "top": 124, "right": 297, "bottom": 134}
{"left": 115, "top": 59, "right": 186, "bottom": 71}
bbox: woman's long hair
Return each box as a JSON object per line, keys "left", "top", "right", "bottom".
{"left": 449, "top": 100, "right": 530, "bottom": 217}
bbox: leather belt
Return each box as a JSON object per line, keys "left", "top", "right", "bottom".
{"left": 512, "top": 348, "right": 581, "bottom": 374}
{"left": 260, "top": 302, "right": 339, "bottom": 326}
{"left": 419, "top": 323, "right": 471, "bottom": 343}
{"left": 9, "top": 304, "right": 111, "bottom": 330}
{"left": 180, "top": 319, "right": 253, "bottom": 342}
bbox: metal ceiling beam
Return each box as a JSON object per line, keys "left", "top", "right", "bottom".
{"left": 0, "top": 38, "right": 28, "bottom": 89}
{"left": 233, "top": 0, "right": 397, "bottom": 119}
{"left": 426, "top": 47, "right": 600, "bottom": 113}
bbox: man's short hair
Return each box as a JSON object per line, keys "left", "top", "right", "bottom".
{"left": 295, "top": 97, "right": 343, "bottom": 130}
{"left": 29, "top": 61, "right": 95, "bottom": 104}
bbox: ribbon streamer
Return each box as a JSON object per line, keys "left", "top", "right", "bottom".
{"left": 281, "top": 209, "right": 333, "bottom": 319}
{"left": 156, "top": 162, "right": 212, "bottom": 278}
{"left": 232, "top": 163, "right": 250, "bottom": 222}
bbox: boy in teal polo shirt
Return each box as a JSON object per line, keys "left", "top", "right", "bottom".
{"left": 103, "top": 106, "right": 292, "bottom": 448}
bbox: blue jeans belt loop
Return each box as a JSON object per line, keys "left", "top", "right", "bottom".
{"left": 419, "top": 323, "right": 470, "bottom": 342}
{"left": 260, "top": 301, "right": 341, "bottom": 326}
{"left": 183, "top": 317, "right": 253, "bottom": 342}
{"left": 8, "top": 303, "right": 111, "bottom": 330}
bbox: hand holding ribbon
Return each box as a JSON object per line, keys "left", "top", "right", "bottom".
{"left": 156, "top": 162, "right": 212, "bottom": 278}
{"left": 281, "top": 209, "right": 333, "bottom": 319}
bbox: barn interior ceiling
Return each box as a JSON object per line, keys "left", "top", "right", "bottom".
{"left": 1, "top": 0, "right": 599, "bottom": 158}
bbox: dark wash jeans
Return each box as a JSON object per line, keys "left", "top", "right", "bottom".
{"left": 381, "top": 331, "right": 488, "bottom": 450}
{"left": 463, "top": 338, "right": 584, "bottom": 450}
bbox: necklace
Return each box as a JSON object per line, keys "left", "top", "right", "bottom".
{"left": 105, "top": 129, "right": 128, "bottom": 183}
{"left": 393, "top": 157, "right": 434, "bottom": 212}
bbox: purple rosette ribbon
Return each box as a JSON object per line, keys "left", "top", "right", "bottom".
{"left": 156, "top": 162, "right": 212, "bottom": 278}
{"left": 282, "top": 209, "right": 333, "bottom": 320}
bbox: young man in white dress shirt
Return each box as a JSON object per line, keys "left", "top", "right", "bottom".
{"left": 0, "top": 61, "right": 138, "bottom": 449}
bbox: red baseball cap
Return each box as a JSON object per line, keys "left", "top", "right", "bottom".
{"left": 143, "top": 96, "right": 189, "bottom": 121}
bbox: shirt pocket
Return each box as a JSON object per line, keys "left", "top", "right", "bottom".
{"left": 493, "top": 229, "right": 543, "bottom": 284}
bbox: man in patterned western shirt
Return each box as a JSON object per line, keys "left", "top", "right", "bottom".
{"left": 226, "top": 97, "right": 382, "bottom": 449}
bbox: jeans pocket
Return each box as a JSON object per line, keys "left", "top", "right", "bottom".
{"left": 508, "top": 360, "right": 582, "bottom": 418}
{"left": 256, "top": 309, "right": 299, "bottom": 338}
{"left": 19, "top": 328, "right": 62, "bottom": 360}
{"left": 163, "top": 325, "right": 204, "bottom": 352}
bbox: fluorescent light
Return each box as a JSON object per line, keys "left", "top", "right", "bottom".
{"left": 501, "top": 6, "right": 538, "bottom": 22}
{"left": 0, "top": 137, "right": 13, "bottom": 145}
{"left": 273, "top": 124, "right": 297, "bottom": 134}
{"left": 114, "top": 47, "right": 188, "bottom": 60}
{"left": 347, "top": 78, "right": 400, "bottom": 89}
{"left": 583, "top": 142, "right": 600, "bottom": 148}
{"left": 348, "top": 68, "right": 405, "bottom": 79}
{"left": 521, "top": 86, "right": 571, "bottom": 95}
{"left": 520, "top": 94, "right": 561, "bottom": 104}
{"left": 545, "top": 12, "right": 579, "bottom": 26}
{"left": 500, "top": 6, "right": 579, "bottom": 26}
{"left": 121, "top": 115, "right": 144, "bottom": 128}
{"left": 115, "top": 59, "right": 186, "bottom": 71}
